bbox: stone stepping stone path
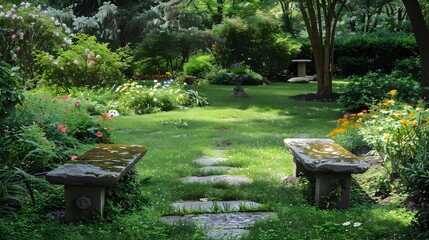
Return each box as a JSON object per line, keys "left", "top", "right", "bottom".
{"left": 199, "top": 166, "right": 237, "bottom": 173}
{"left": 172, "top": 200, "right": 260, "bottom": 212}
{"left": 162, "top": 157, "right": 275, "bottom": 239}
{"left": 181, "top": 175, "right": 252, "bottom": 184}
{"left": 162, "top": 212, "right": 275, "bottom": 240}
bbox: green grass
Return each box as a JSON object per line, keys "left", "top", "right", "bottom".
{"left": 0, "top": 81, "right": 414, "bottom": 239}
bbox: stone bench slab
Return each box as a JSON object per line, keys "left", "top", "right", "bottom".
{"left": 46, "top": 144, "right": 147, "bottom": 187}
{"left": 284, "top": 138, "right": 369, "bottom": 173}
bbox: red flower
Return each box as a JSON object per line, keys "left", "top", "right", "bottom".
{"left": 71, "top": 155, "right": 78, "bottom": 161}
{"left": 97, "top": 131, "right": 103, "bottom": 138}
{"left": 74, "top": 101, "right": 80, "bottom": 106}
{"left": 57, "top": 125, "right": 67, "bottom": 133}
{"left": 107, "top": 127, "right": 112, "bottom": 131}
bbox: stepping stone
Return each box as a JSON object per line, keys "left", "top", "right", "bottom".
{"left": 172, "top": 200, "right": 260, "bottom": 212}
{"left": 199, "top": 166, "right": 237, "bottom": 173}
{"left": 162, "top": 212, "right": 276, "bottom": 240}
{"left": 181, "top": 175, "right": 252, "bottom": 185}
{"left": 194, "top": 157, "right": 227, "bottom": 166}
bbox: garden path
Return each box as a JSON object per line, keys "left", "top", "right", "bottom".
{"left": 161, "top": 156, "right": 276, "bottom": 239}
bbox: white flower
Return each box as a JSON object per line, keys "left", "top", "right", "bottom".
{"left": 153, "top": 98, "right": 158, "bottom": 102}
{"left": 353, "top": 222, "right": 362, "bottom": 227}
{"left": 342, "top": 221, "right": 351, "bottom": 226}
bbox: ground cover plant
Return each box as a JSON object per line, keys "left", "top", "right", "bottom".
{"left": 0, "top": 81, "right": 415, "bottom": 239}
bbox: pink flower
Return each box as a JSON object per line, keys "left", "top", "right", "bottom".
{"left": 57, "top": 125, "right": 67, "bottom": 133}
{"left": 4, "top": 129, "right": 9, "bottom": 134}
{"left": 11, "top": 34, "right": 16, "bottom": 39}
{"left": 73, "top": 59, "right": 79, "bottom": 64}
{"left": 74, "top": 101, "right": 80, "bottom": 106}
{"left": 71, "top": 155, "right": 78, "bottom": 161}
{"left": 63, "top": 95, "right": 69, "bottom": 101}
{"left": 87, "top": 60, "right": 95, "bottom": 67}
{"left": 97, "top": 131, "right": 103, "bottom": 138}
{"left": 10, "top": 8, "right": 16, "bottom": 13}
{"left": 87, "top": 53, "right": 94, "bottom": 59}
{"left": 19, "top": 32, "right": 24, "bottom": 39}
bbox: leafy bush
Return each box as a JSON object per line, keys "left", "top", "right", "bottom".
{"left": 211, "top": 12, "right": 300, "bottom": 77}
{"left": 205, "top": 66, "right": 264, "bottom": 85}
{"left": 183, "top": 54, "right": 214, "bottom": 78}
{"left": 392, "top": 56, "right": 421, "bottom": 80}
{"left": 0, "top": 61, "right": 23, "bottom": 118}
{"left": 36, "top": 34, "right": 129, "bottom": 92}
{"left": 0, "top": 2, "right": 69, "bottom": 82}
{"left": 334, "top": 32, "right": 417, "bottom": 76}
{"left": 339, "top": 72, "right": 422, "bottom": 111}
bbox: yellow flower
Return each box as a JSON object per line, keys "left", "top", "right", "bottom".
{"left": 382, "top": 133, "right": 390, "bottom": 141}
{"left": 388, "top": 89, "right": 397, "bottom": 96}
{"left": 166, "top": 71, "right": 171, "bottom": 75}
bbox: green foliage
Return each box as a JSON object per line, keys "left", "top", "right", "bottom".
{"left": 183, "top": 54, "right": 214, "bottom": 78}
{"left": 334, "top": 32, "right": 417, "bottom": 76}
{"left": 392, "top": 56, "right": 421, "bottom": 80}
{"left": 36, "top": 34, "right": 128, "bottom": 92}
{"left": 0, "top": 2, "right": 69, "bottom": 82}
{"left": 0, "top": 61, "right": 23, "bottom": 118}
{"left": 104, "top": 170, "right": 150, "bottom": 220}
{"left": 205, "top": 66, "right": 264, "bottom": 85}
{"left": 339, "top": 72, "right": 422, "bottom": 111}
{"left": 0, "top": 166, "right": 35, "bottom": 216}
{"left": 211, "top": 12, "right": 300, "bottom": 77}
{"left": 134, "top": 31, "right": 204, "bottom": 75}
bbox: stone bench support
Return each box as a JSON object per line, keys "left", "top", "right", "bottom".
{"left": 46, "top": 144, "right": 147, "bottom": 222}
{"left": 285, "top": 138, "right": 369, "bottom": 209}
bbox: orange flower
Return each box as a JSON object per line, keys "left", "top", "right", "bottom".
{"left": 355, "top": 123, "right": 361, "bottom": 128}
{"left": 388, "top": 89, "right": 397, "bottom": 96}
{"left": 97, "top": 131, "right": 103, "bottom": 138}
{"left": 107, "top": 127, "right": 112, "bottom": 131}
{"left": 362, "top": 110, "right": 368, "bottom": 113}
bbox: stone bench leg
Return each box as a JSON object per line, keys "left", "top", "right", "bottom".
{"left": 64, "top": 185, "right": 106, "bottom": 222}
{"left": 292, "top": 157, "right": 305, "bottom": 177}
{"left": 315, "top": 173, "right": 351, "bottom": 209}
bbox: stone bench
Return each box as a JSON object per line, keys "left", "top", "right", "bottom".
{"left": 284, "top": 138, "right": 369, "bottom": 209}
{"left": 45, "top": 144, "right": 147, "bottom": 222}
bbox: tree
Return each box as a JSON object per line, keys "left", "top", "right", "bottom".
{"left": 402, "top": 0, "right": 429, "bottom": 99}
{"left": 298, "top": 0, "right": 346, "bottom": 96}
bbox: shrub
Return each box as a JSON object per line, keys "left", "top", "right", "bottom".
{"left": 334, "top": 32, "right": 417, "bottom": 76}
{"left": 392, "top": 56, "right": 421, "bottom": 80}
{"left": 0, "top": 2, "right": 69, "bottom": 82}
{"left": 0, "top": 61, "right": 23, "bottom": 118}
{"left": 36, "top": 34, "right": 128, "bottom": 92}
{"left": 205, "top": 66, "right": 264, "bottom": 85}
{"left": 339, "top": 72, "right": 422, "bottom": 111}
{"left": 211, "top": 12, "right": 300, "bottom": 77}
{"left": 183, "top": 54, "right": 214, "bottom": 78}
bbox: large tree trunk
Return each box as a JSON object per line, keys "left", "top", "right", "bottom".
{"left": 299, "top": 0, "right": 345, "bottom": 97}
{"left": 402, "top": 0, "right": 429, "bottom": 100}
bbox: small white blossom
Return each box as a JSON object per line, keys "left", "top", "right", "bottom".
{"left": 342, "top": 221, "right": 351, "bottom": 226}
{"left": 353, "top": 222, "right": 362, "bottom": 227}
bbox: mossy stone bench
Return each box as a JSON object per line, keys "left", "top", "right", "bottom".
{"left": 284, "top": 138, "right": 369, "bottom": 209}
{"left": 45, "top": 144, "right": 147, "bottom": 222}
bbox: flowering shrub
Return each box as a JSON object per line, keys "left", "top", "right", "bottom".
{"left": 0, "top": 2, "right": 69, "bottom": 82}
{"left": 0, "top": 61, "right": 23, "bottom": 118}
{"left": 114, "top": 79, "right": 208, "bottom": 115}
{"left": 36, "top": 34, "right": 128, "bottom": 92}
{"left": 357, "top": 90, "right": 429, "bottom": 177}
{"left": 1, "top": 92, "right": 113, "bottom": 171}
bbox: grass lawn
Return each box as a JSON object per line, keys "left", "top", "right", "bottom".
{"left": 1, "top": 81, "right": 414, "bottom": 239}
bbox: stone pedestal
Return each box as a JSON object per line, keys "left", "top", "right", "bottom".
{"left": 65, "top": 185, "right": 105, "bottom": 222}
{"left": 292, "top": 59, "right": 311, "bottom": 77}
